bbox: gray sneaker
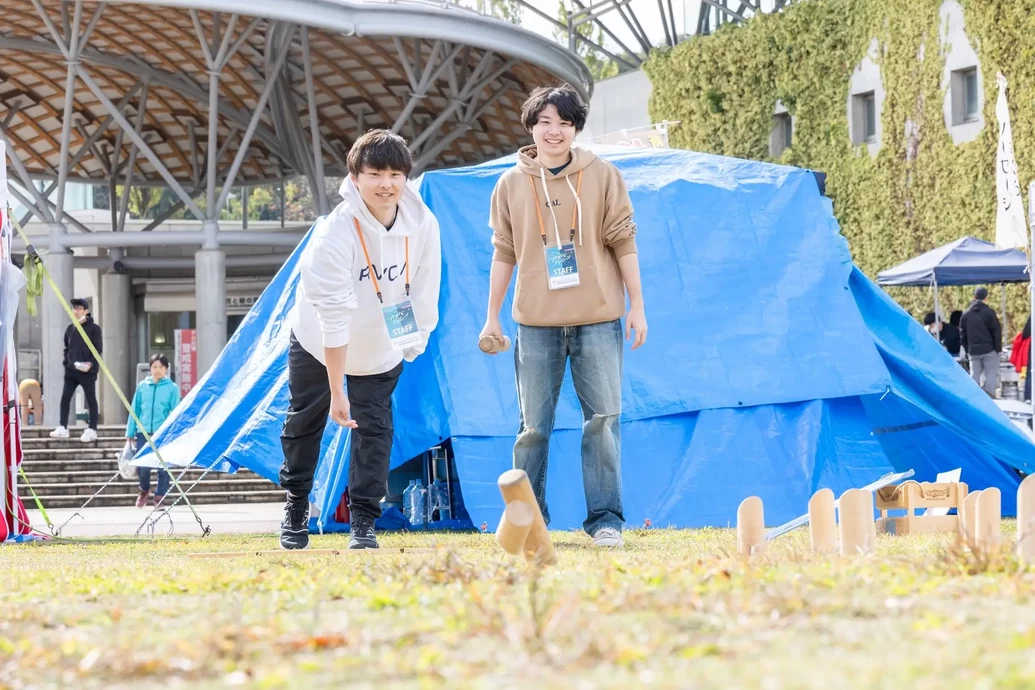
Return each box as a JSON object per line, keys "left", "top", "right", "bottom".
{"left": 592, "top": 526, "right": 624, "bottom": 548}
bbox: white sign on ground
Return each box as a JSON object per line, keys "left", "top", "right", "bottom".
{"left": 995, "top": 73, "right": 1027, "bottom": 250}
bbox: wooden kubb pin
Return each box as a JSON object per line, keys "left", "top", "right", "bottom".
{"left": 495, "top": 469, "right": 557, "bottom": 566}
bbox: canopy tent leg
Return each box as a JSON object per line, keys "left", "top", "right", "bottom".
{"left": 933, "top": 277, "right": 941, "bottom": 322}
{"left": 1029, "top": 183, "right": 1035, "bottom": 415}
{"left": 1002, "top": 282, "right": 1009, "bottom": 343}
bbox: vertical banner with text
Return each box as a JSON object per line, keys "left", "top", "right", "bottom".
{"left": 995, "top": 73, "right": 1027, "bottom": 250}
{"left": 174, "top": 329, "right": 197, "bottom": 398}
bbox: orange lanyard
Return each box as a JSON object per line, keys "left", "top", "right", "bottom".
{"left": 353, "top": 216, "right": 409, "bottom": 304}
{"left": 528, "top": 170, "right": 582, "bottom": 246}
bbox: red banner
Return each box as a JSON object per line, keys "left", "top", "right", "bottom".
{"left": 174, "top": 329, "right": 197, "bottom": 397}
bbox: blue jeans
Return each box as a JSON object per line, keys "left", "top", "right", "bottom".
{"left": 513, "top": 319, "right": 624, "bottom": 535}
{"left": 135, "top": 433, "right": 170, "bottom": 496}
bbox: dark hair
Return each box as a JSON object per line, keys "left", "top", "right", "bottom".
{"left": 347, "top": 129, "right": 413, "bottom": 177}
{"left": 923, "top": 312, "right": 937, "bottom": 326}
{"left": 520, "top": 83, "right": 589, "bottom": 133}
{"left": 70, "top": 298, "right": 89, "bottom": 310}
{"left": 974, "top": 287, "right": 989, "bottom": 300}
{"left": 149, "top": 354, "right": 170, "bottom": 369}
{"left": 950, "top": 310, "right": 963, "bottom": 326}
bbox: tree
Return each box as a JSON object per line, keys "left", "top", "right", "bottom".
{"left": 555, "top": 1, "right": 620, "bottom": 82}
{"left": 451, "top": 0, "right": 522, "bottom": 24}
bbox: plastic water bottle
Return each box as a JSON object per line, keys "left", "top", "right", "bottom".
{"left": 403, "top": 479, "right": 427, "bottom": 527}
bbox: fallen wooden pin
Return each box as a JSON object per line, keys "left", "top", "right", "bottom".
{"left": 875, "top": 480, "right": 968, "bottom": 536}
{"left": 188, "top": 547, "right": 435, "bottom": 559}
{"left": 496, "top": 469, "right": 557, "bottom": 566}
{"left": 736, "top": 496, "right": 766, "bottom": 557}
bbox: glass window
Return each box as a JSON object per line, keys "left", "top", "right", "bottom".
{"left": 782, "top": 114, "right": 793, "bottom": 149}
{"left": 964, "top": 69, "right": 979, "bottom": 121}
{"left": 863, "top": 94, "right": 876, "bottom": 141}
{"left": 771, "top": 113, "right": 793, "bottom": 156}
{"left": 146, "top": 311, "right": 195, "bottom": 367}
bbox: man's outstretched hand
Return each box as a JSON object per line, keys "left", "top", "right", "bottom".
{"left": 626, "top": 303, "right": 648, "bottom": 350}
{"left": 330, "top": 393, "right": 358, "bottom": 428}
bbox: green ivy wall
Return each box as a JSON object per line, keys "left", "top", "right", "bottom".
{"left": 644, "top": 0, "right": 1035, "bottom": 330}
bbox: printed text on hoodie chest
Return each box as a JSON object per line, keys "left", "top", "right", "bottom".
{"left": 359, "top": 262, "right": 409, "bottom": 284}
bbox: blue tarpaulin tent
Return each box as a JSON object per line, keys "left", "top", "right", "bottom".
{"left": 135, "top": 147, "right": 1034, "bottom": 531}
{"left": 876, "top": 236, "right": 1029, "bottom": 287}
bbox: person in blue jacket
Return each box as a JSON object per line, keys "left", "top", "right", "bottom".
{"left": 126, "top": 354, "right": 181, "bottom": 508}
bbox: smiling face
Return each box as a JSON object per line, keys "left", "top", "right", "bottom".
{"left": 530, "top": 104, "right": 576, "bottom": 161}
{"left": 351, "top": 165, "right": 407, "bottom": 218}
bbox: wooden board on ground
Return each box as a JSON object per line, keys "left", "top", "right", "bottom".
{"left": 188, "top": 547, "right": 436, "bottom": 559}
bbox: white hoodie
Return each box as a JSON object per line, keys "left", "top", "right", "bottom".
{"left": 289, "top": 176, "right": 442, "bottom": 376}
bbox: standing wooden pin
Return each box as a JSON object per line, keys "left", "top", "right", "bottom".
{"left": 961, "top": 490, "right": 983, "bottom": 550}
{"left": 737, "top": 496, "right": 766, "bottom": 557}
{"left": 1018, "top": 476, "right": 1035, "bottom": 562}
{"left": 975, "top": 487, "right": 1002, "bottom": 551}
{"left": 809, "top": 488, "right": 837, "bottom": 554}
{"left": 838, "top": 489, "right": 876, "bottom": 556}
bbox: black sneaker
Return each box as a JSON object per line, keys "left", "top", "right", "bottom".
{"left": 348, "top": 515, "right": 378, "bottom": 549}
{"left": 280, "top": 498, "right": 310, "bottom": 550}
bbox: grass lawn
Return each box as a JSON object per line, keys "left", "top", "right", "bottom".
{"left": 3, "top": 526, "right": 1035, "bottom": 689}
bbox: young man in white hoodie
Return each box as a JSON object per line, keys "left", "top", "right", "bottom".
{"left": 279, "top": 130, "right": 442, "bottom": 550}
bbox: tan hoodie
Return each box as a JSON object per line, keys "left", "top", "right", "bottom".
{"left": 490, "top": 145, "right": 637, "bottom": 327}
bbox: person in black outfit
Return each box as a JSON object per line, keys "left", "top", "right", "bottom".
{"left": 49, "top": 298, "right": 103, "bottom": 442}
{"left": 943, "top": 310, "right": 962, "bottom": 357}
{"left": 960, "top": 287, "right": 1002, "bottom": 397}
{"left": 922, "top": 311, "right": 961, "bottom": 357}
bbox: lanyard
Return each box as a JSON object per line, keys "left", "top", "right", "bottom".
{"left": 353, "top": 216, "right": 409, "bottom": 304}
{"left": 529, "top": 170, "right": 582, "bottom": 246}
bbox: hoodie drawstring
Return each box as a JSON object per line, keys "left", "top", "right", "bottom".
{"left": 529, "top": 168, "right": 585, "bottom": 249}
{"left": 564, "top": 173, "right": 584, "bottom": 247}
{"left": 538, "top": 168, "right": 564, "bottom": 248}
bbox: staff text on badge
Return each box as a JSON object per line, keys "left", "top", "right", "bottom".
{"left": 382, "top": 300, "right": 422, "bottom": 349}
{"left": 545, "top": 243, "right": 580, "bottom": 290}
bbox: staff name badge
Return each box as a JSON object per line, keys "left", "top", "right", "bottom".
{"left": 382, "top": 300, "right": 421, "bottom": 349}
{"left": 545, "top": 243, "right": 580, "bottom": 290}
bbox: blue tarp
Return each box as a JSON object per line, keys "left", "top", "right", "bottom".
{"left": 876, "top": 235, "right": 1029, "bottom": 286}
{"left": 136, "top": 146, "right": 1033, "bottom": 530}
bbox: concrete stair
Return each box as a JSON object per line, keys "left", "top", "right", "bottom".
{"left": 16, "top": 425, "right": 283, "bottom": 509}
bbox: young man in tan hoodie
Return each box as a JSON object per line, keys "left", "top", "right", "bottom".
{"left": 480, "top": 84, "right": 647, "bottom": 548}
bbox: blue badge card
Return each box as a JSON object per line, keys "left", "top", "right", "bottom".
{"left": 382, "top": 300, "right": 422, "bottom": 349}
{"left": 545, "top": 243, "right": 580, "bottom": 290}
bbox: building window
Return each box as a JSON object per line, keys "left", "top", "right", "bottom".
{"left": 851, "top": 92, "right": 877, "bottom": 146}
{"left": 951, "top": 67, "right": 980, "bottom": 125}
{"left": 770, "top": 113, "right": 793, "bottom": 156}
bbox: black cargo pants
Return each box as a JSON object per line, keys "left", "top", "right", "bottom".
{"left": 278, "top": 332, "right": 402, "bottom": 520}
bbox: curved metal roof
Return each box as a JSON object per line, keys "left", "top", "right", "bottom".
{"left": 0, "top": 0, "right": 592, "bottom": 187}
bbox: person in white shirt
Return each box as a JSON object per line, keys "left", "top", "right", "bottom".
{"left": 278, "top": 129, "right": 442, "bottom": 550}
